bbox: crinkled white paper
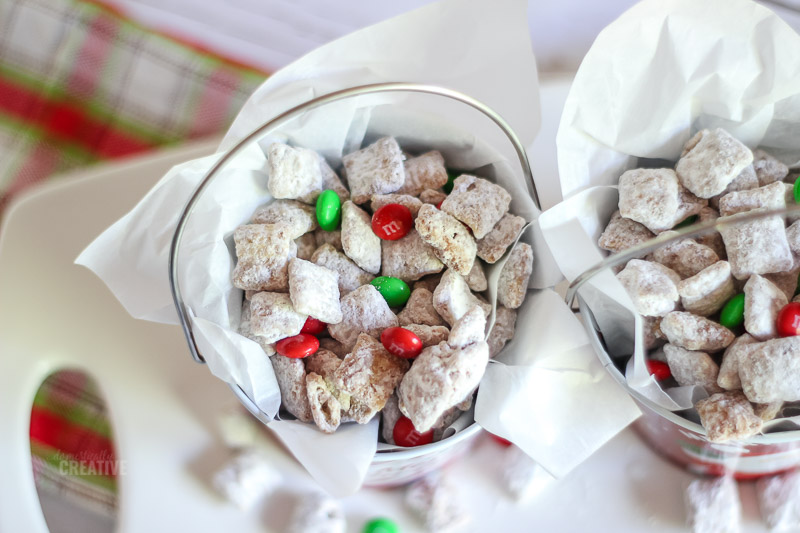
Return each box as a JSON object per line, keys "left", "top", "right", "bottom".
{"left": 76, "top": 0, "right": 583, "bottom": 495}
{"left": 543, "top": 0, "right": 800, "bottom": 432}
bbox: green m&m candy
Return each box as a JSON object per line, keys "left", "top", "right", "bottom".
{"left": 363, "top": 518, "right": 399, "bottom": 533}
{"left": 443, "top": 170, "right": 458, "bottom": 194}
{"left": 719, "top": 293, "right": 745, "bottom": 329}
{"left": 673, "top": 214, "right": 698, "bottom": 229}
{"left": 316, "top": 190, "right": 341, "bottom": 231}
{"left": 370, "top": 276, "right": 410, "bottom": 307}
{"left": 794, "top": 175, "right": 800, "bottom": 205}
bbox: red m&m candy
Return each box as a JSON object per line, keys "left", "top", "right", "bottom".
{"left": 777, "top": 302, "right": 800, "bottom": 337}
{"left": 371, "top": 204, "right": 413, "bottom": 241}
{"left": 381, "top": 327, "right": 423, "bottom": 359}
{"left": 275, "top": 333, "right": 319, "bottom": 359}
{"left": 488, "top": 433, "right": 513, "bottom": 447}
{"left": 646, "top": 360, "right": 672, "bottom": 381}
{"left": 393, "top": 416, "right": 433, "bottom": 447}
{"left": 300, "top": 317, "right": 327, "bottom": 335}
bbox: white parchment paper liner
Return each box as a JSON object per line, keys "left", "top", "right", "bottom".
{"left": 74, "top": 0, "right": 633, "bottom": 493}
{"left": 541, "top": 0, "right": 800, "bottom": 438}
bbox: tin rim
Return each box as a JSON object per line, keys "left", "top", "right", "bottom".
{"left": 169, "top": 82, "right": 537, "bottom": 440}
{"left": 228, "top": 382, "right": 483, "bottom": 457}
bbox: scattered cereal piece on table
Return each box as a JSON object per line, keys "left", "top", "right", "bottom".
{"left": 267, "top": 143, "right": 323, "bottom": 201}
{"left": 660, "top": 311, "right": 734, "bottom": 352}
{"left": 343, "top": 137, "right": 405, "bottom": 204}
{"left": 271, "top": 354, "right": 312, "bottom": 422}
{"left": 676, "top": 128, "right": 753, "bottom": 199}
{"left": 685, "top": 475, "right": 741, "bottom": 532}
{"left": 440, "top": 175, "right": 511, "bottom": 239}
{"left": 287, "top": 492, "right": 345, "bottom": 533}
{"left": 756, "top": 469, "right": 800, "bottom": 531}
{"left": 212, "top": 449, "right": 281, "bottom": 509}
{"left": 249, "top": 292, "right": 307, "bottom": 343}
{"left": 743, "top": 274, "right": 787, "bottom": 340}
{"left": 232, "top": 224, "right": 296, "bottom": 291}
{"left": 216, "top": 404, "right": 259, "bottom": 449}
{"left": 406, "top": 472, "right": 470, "bottom": 533}
{"left": 341, "top": 200, "right": 382, "bottom": 275}
{"left": 433, "top": 268, "right": 491, "bottom": 326}
{"left": 616, "top": 259, "right": 681, "bottom": 317}
{"left": 416, "top": 204, "right": 477, "bottom": 276}
{"left": 288, "top": 258, "right": 342, "bottom": 324}
{"left": 695, "top": 391, "right": 762, "bottom": 443}
{"left": 312, "top": 243, "right": 374, "bottom": 296}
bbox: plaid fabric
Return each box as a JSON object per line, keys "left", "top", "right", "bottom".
{"left": 0, "top": 0, "right": 267, "bottom": 216}
{"left": 0, "top": 0, "right": 268, "bottom": 517}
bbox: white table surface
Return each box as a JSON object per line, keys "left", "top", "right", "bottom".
{"left": 0, "top": 75, "right": 780, "bottom": 532}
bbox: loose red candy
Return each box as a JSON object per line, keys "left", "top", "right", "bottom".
{"left": 275, "top": 333, "right": 319, "bottom": 359}
{"left": 300, "top": 317, "right": 327, "bottom": 335}
{"left": 371, "top": 204, "right": 413, "bottom": 241}
{"left": 488, "top": 433, "right": 513, "bottom": 447}
{"left": 777, "top": 302, "right": 800, "bottom": 337}
{"left": 381, "top": 327, "right": 423, "bottom": 359}
{"left": 393, "top": 416, "right": 433, "bottom": 447}
{"left": 646, "top": 360, "right": 672, "bottom": 381}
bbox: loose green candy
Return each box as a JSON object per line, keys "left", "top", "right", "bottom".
{"left": 316, "top": 190, "right": 341, "bottom": 231}
{"left": 719, "top": 293, "right": 745, "bottom": 329}
{"left": 443, "top": 170, "right": 459, "bottom": 194}
{"left": 673, "top": 214, "right": 698, "bottom": 229}
{"left": 363, "top": 518, "right": 399, "bottom": 533}
{"left": 370, "top": 276, "right": 410, "bottom": 307}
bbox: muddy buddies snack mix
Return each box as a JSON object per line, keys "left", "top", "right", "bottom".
{"left": 230, "top": 138, "right": 532, "bottom": 441}
{"left": 600, "top": 128, "right": 800, "bottom": 443}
